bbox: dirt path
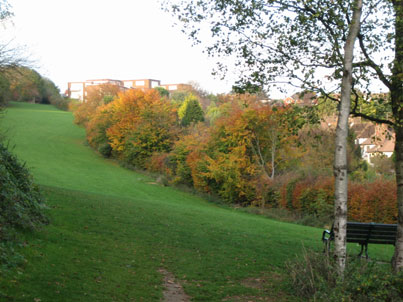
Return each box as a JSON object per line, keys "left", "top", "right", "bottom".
{"left": 159, "top": 268, "right": 190, "bottom": 302}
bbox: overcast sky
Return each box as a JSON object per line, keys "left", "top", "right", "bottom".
{"left": 4, "top": 0, "right": 241, "bottom": 95}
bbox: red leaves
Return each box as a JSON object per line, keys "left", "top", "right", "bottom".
{"left": 348, "top": 179, "right": 397, "bottom": 223}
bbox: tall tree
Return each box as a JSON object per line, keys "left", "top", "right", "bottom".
{"left": 165, "top": 0, "right": 403, "bottom": 272}
{"left": 333, "top": 0, "right": 363, "bottom": 274}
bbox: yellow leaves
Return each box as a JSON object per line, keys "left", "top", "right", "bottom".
{"left": 178, "top": 97, "right": 301, "bottom": 203}
{"left": 195, "top": 146, "right": 257, "bottom": 202}
{"left": 87, "top": 89, "right": 179, "bottom": 167}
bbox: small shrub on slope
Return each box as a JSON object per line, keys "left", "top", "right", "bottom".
{"left": 0, "top": 142, "right": 48, "bottom": 241}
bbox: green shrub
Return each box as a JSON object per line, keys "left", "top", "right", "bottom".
{"left": 0, "top": 142, "right": 48, "bottom": 271}
{"left": 166, "top": 142, "right": 193, "bottom": 186}
{"left": 97, "top": 143, "right": 112, "bottom": 158}
{"left": 265, "top": 187, "right": 280, "bottom": 207}
{"left": 50, "top": 97, "right": 71, "bottom": 111}
{"left": 178, "top": 94, "right": 204, "bottom": 126}
{"left": 286, "top": 248, "right": 403, "bottom": 301}
{"left": 299, "top": 188, "right": 333, "bottom": 219}
{"left": 0, "top": 143, "right": 48, "bottom": 240}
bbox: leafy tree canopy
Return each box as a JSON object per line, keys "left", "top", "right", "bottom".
{"left": 178, "top": 93, "right": 205, "bottom": 126}
{"left": 165, "top": 0, "right": 396, "bottom": 120}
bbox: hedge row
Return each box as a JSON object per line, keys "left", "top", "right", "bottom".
{"left": 276, "top": 175, "right": 397, "bottom": 223}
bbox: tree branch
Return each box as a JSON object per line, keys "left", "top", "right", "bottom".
{"left": 357, "top": 33, "right": 392, "bottom": 89}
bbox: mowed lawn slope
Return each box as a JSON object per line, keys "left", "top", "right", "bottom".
{"left": 0, "top": 102, "right": 394, "bottom": 301}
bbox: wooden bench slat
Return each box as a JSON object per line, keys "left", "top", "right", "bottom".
{"left": 347, "top": 233, "right": 397, "bottom": 239}
{"left": 347, "top": 229, "right": 397, "bottom": 234}
{"left": 347, "top": 238, "right": 396, "bottom": 243}
{"left": 364, "top": 240, "right": 396, "bottom": 245}
{"left": 347, "top": 223, "right": 396, "bottom": 227}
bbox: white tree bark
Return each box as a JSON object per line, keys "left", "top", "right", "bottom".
{"left": 333, "top": 0, "right": 363, "bottom": 275}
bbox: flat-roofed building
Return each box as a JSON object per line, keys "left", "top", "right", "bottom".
{"left": 67, "top": 79, "right": 124, "bottom": 102}
{"left": 122, "top": 79, "right": 161, "bottom": 90}
{"left": 67, "top": 78, "right": 194, "bottom": 102}
{"left": 159, "top": 83, "right": 193, "bottom": 92}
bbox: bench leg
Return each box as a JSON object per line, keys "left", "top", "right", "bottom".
{"left": 357, "top": 243, "right": 368, "bottom": 259}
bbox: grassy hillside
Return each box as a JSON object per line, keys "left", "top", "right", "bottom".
{"left": 0, "top": 102, "right": 394, "bottom": 301}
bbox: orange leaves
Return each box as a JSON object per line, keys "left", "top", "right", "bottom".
{"left": 180, "top": 98, "right": 299, "bottom": 203}
{"left": 86, "top": 104, "right": 114, "bottom": 150}
{"left": 83, "top": 89, "right": 179, "bottom": 166}
{"left": 73, "top": 84, "right": 120, "bottom": 127}
{"left": 348, "top": 179, "right": 397, "bottom": 223}
{"left": 104, "top": 90, "right": 178, "bottom": 167}
{"left": 278, "top": 175, "right": 397, "bottom": 224}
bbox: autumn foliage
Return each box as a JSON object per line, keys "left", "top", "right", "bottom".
{"left": 73, "top": 89, "right": 398, "bottom": 224}
{"left": 74, "top": 84, "right": 121, "bottom": 127}
{"left": 84, "top": 89, "right": 179, "bottom": 166}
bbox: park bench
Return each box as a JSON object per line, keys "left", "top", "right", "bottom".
{"left": 322, "top": 222, "right": 397, "bottom": 259}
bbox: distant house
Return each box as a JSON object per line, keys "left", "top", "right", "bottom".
{"left": 350, "top": 118, "right": 394, "bottom": 164}
{"left": 359, "top": 138, "right": 377, "bottom": 162}
{"left": 366, "top": 138, "right": 394, "bottom": 159}
{"left": 282, "top": 91, "right": 318, "bottom": 106}
{"left": 320, "top": 116, "right": 395, "bottom": 164}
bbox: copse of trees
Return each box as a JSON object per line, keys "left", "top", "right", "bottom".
{"left": 6, "top": 67, "right": 67, "bottom": 110}
{"left": 83, "top": 89, "right": 179, "bottom": 165}
{"left": 73, "top": 87, "right": 397, "bottom": 226}
{"left": 0, "top": 66, "right": 68, "bottom": 110}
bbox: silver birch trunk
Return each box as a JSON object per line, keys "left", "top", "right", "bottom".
{"left": 333, "top": 0, "right": 363, "bottom": 275}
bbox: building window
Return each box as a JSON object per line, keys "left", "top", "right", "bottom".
{"left": 124, "top": 82, "right": 132, "bottom": 88}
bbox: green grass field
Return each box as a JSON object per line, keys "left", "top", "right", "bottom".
{"left": 0, "top": 102, "right": 394, "bottom": 301}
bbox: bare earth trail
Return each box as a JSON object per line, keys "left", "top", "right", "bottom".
{"left": 159, "top": 268, "right": 190, "bottom": 302}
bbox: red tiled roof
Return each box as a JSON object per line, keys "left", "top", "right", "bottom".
{"left": 367, "top": 139, "right": 395, "bottom": 153}
{"left": 360, "top": 138, "right": 375, "bottom": 145}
